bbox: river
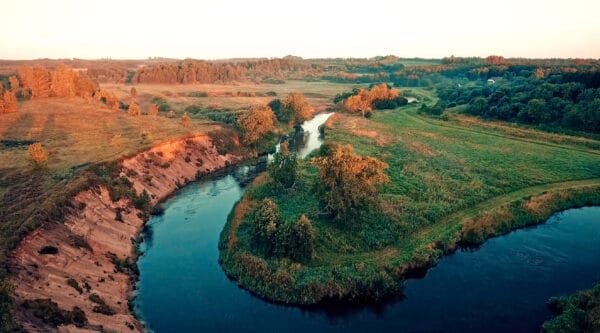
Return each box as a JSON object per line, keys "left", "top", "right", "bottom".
{"left": 134, "top": 113, "right": 600, "bottom": 332}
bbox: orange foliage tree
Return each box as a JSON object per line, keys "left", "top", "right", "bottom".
{"left": 28, "top": 143, "right": 49, "bottom": 166}
{"left": 311, "top": 144, "right": 389, "bottom": 220}
{"left": 18, "top": 65, "right": 51, "bottom": 98}
{"left": 283, "top": 92, "right": 312, "bottom": 124}
{"left": 342, "top": 83, "right": 399, "bottom": 117}
{"left": 237, "top": 104, "right": 276, "bottom": 144}
{"left": 1, "top": 91, "right": 18, "bottom": 113}
{"left": 51, "top": 64, "right": 77, "bottom": 97}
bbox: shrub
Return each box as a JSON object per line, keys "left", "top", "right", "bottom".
{"left": 89, "top": 293, "right": 115, "bottom": 316}
{"left": 182, "top": 112, "right": 191, "bottom": 128}
{"left": 268, "top": 142, "right": 297, "bottom": 189}
{"left": 237, "top": 104, "right": 276, "bottom": 144}
{"left": 21, "top": 299, "right": 87, "bottom": 327}
{"left": 275, "top": 215, "right": 315, "bottom": 262}
{"left": 128, "top": 102, "right": 141, "bottom": 116}
{"left": 67, "top": 278, "right": 83, "bottom": 294}
{"left": 28, "top": 143, "right": 48, "bottom": 166}
{"left": 252, "top": 198, "right": 281, "bottom": 254}
{"left": 311, "top": 144, "right": 389, "bottom": 221}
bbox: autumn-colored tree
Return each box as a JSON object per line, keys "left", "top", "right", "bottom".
{"left": 237, "top": 104, "right": 276, "bottom": 144}
{"left": 486, "top": 55, "right": 506, "bottom": 66}
{"left": 28, "top": 143, "right": 49, "bottom": 166}
{"left": 130, "top": 87, "right": 137, "bottom": 98}
{"left": 51, "top": 64, "right": 77, "bottom": 97}
{"left": 8, "top": 76, "right": 20, "bottom": 91}
{"left": 73, "top": 72, "right": 99, "bottom": 98}
{"left": 343, "top": 89, "right": 372, "bottom": 117}
{"left": 283, "top": 92, "right": 312, "bottom": 124}
{"left": 128, "top": 101, "right": 141, "bottom": 116}
{"left": 18, "top": 65, "right": 51, "bottom": 98}
{"left": 311, "top": 144, "right": 389, "bottom": 221}
{"left": 252, "top": 198, "right": 281, "bottom": 254}
{"left": 182, "top": 112, "right": 191, "bottom": 128}
{"left": 148, "top": 104, "right": 159, "bottom": 116}
{"left": 2, "top": 91, "right": 18, "bottom": 113}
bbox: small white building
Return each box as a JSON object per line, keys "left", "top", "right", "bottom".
{"left": 487, "top": 79, "right": 496, "bottom": 84}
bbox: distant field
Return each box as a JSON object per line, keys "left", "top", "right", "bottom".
{"left": 101, "top": 81, "right": 362, "bottom": 113}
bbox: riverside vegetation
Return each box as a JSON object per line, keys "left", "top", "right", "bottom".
{"left": 219, "top": 83, "right": 600, "bottom": 305}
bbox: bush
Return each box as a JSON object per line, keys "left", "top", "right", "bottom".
{"left": 252, "top": 198, "right": 281, "bottom": 254}
{"left": 28, "top": 143, "right": 48, "bottom": 166}
{"left": 67, "top": 278, "right": 83, "bottom": 294}
{"left": 268, "top": 143, "right": 297, "bottom": 189}
{"left": 89, "top": 293, "right": 116, "bottom": 316}
{"left": 275, "top": 215, "right": 315, "bottom": 262}
{"left": 21, "top": 299, "right": 87, "bottom": 327}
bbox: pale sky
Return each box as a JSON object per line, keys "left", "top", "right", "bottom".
{"left": 1, "top": 0, "right": 599, "bottom": 60}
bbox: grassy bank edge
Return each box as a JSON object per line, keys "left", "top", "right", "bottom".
{"left": 218, "top": 179, "right": 600, "bottom": 305}
{"left": 542, "top": 281, "right": 600, "bottom": 333}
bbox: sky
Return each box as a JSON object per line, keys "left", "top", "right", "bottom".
{"left": 1, "top": 0, "right": 599, "bottom": 60}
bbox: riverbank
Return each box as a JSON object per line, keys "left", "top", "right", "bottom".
{"left": 219, "top": 104, "right": 600, "bottom": 305}
{"left": 8, "top": 133, "right": 245, "bottom": 332}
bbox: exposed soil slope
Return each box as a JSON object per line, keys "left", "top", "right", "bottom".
{"left": 9, "top": 134, "right": 242, "bottom": 332}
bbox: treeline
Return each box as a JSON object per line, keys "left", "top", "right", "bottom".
{"left": 132, "top": 58, "right": 322, "bottom": 84}
{"left": 437, "top": 75, "right": 600, "bottom": 133}
{"left": 15, "top": 64, "right": 99, "bottom": 99}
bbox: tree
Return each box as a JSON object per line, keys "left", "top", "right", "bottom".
{"left": 182, "top": 112, "right": 191, "bottom": 128}
{"left": 275, "top": 214, "right": 316, "bottom": 262}
{"left": 18, "top": 65, "right": 51, "bottom": 98}
{"left": 2, "top": 91, "right": 18, "bottom": 113}
{"left": 311, "top": 144, "right": 389, "bottom": 221}
{"left": 28, "top": 143, "right": 49, "bottom": 166}
{"left": 51, "top": 64, "right": 77, "bottom": 97}
{"left": 237, "top": 104, "right": 275, "bottom": 144}
{"left": 466, "top": 96, "right": 487, "bottom": 115}
{"left": 343, "top": 89, "right": 372, "bottom": 117}
{"left": 148, "top": 104, "right": 159, "bottom": 116}
{"left": 252, "top": 198, "right": 281, "bottom": 254}
{"left": 128, "top": 101, "right": 141, "bottom": 116}
{"left": 268, "top": 142, "right": 297, "bottom": 188}
{"left": 130, "top": 87, "right": 137, "bottom": 98}
{"left": 283, "top": 92, "right": 312, "bottom": 124}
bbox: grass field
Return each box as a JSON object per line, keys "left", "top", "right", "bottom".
{"left": 101, "top": 81, "right": 360, "bottom": 114}
{"left": 0, "top": 81, "right": 358, "bottom": 275}
{"left": 220, "top": 91, "right": 600, "bottom": 304}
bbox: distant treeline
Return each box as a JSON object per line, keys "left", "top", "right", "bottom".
{"left": 436, "top": 71, "right": 600, "bottom": 133}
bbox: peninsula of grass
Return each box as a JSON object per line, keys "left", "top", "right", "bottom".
{"left": 219, "top": 98, "right": 600, "bottom": 304}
